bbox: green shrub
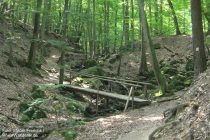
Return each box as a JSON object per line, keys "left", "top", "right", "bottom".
{"left": 66, "top": 100, "right": 84, "bottom": 114}
{"left": 63, "top": 130, "right": 78, "bottom": 140}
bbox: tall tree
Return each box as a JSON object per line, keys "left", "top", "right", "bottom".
{"left": 167, "top": 0, "right": 181, "bottom": 35}
{"left": 27, "top": 0, "right": 42, "bottom": 70}
{"left": 124, "top": 0, "right": 129, "bottom": 47}
{"left": 130, "top": 0, "right": 135, "bottom": 49}
{"left": 191, "top": 0, "right": 207, "bottom": 77}
{"left": 138, "top": 0, "right": 167, "bottom": 94}
{"left": 204, "top": 0, "right": 210, "bottom": 35}
{"left": 59, "top": 0, "right": 69, "bottom": 84}
{"left": 138, "top": 5, "right": 148, "bottom": 75}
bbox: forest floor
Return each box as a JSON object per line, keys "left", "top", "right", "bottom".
{"left": 76, "top": 91, "right": 184, "bottom": 140}
{"left": 1, "top": 18, "right": 209, "bottom": 140}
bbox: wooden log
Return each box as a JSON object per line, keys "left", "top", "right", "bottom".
{"left": 78, "top": 73, "right": 143, "bottom": 88}
{"left": 77, "top": 73, "right": 153, "bottom": 86}
{"left": 62, "top": 85, "right": 150, "bottom": 105}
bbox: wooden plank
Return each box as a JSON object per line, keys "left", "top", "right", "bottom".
{"left": 63, "top": 85, "right": 150, "bottom": 105}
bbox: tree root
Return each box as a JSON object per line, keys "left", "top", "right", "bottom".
{"left": 149, "top": 120, "right": 179, "bottom": 140}
{"left": 156, "top": 96, "right": 180, "bottom": 103}
{"left": 163, "top": 103, "right": 189, "bottom": 123}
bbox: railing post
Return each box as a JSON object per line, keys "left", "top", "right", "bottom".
{"left": 124, "top": 86, "right": 134, "bottom": 112}
{"left": 144, "top": 85, "right": 148, "bottom": 99}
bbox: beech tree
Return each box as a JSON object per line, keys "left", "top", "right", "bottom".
{"left": 191, "top": 0, "right": 207, "bottom": 77}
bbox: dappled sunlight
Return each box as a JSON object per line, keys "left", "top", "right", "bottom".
{"left": 137, "top": 115, "right": 163, "bottom": 122}
{"left": 129, "top": 61, "right": 139, "bottom": 68}
{"left": 51, "top": 54, "right": 60, "bottom": 59}
{"left": 96, "top": 114, "right": 131, "bottom": 128}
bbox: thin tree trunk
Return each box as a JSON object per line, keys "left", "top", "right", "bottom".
{"left": 92, "top": 0, "right": 96, "bottom": 58}
{"left": 45, "top": 0, "right": 51, "bottom": 34}
{"left": 154, "top": 0, "right": 159, "bottom": 35}
{"left": 124, "top": 0, "right": 129, "bottom": 47}
{"left": 114, "top": 0, "right": 119, "bottom": 53}
{"left": 167, "top": 0, "right": 181, "bottom": 35}
{"left": 204, "top": 1, "right": 210, "bottom": 35}
{"left": 59, "top": 0, "right": 69, "bottom": 84}
{"left": 138, "top": 0, "right": 167, "bottom": 95}
{"left": 160, "top": 0, "right": 163, "bottom": 35}
{"left": 23, "top": 0, "right": 28, "bottom": 27}
{"left": 130, "top": 0, "right": 135, "bottom": 49}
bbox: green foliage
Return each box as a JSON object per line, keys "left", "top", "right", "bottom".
{"left": 84, "top": 59, "right": 97, "bottom": 68}
{"left": 46, "top": 39, "right": 68, "bottom": 51}
{"left": 85, "top": 78, "right": 103, "bottom": 89}
{"left": 66, "top": 100, "right": 85, "bottom": 114}
{"left": 62, "top": 130, "right": 78, "bottom": 140}
{"left": 72, "top": 77, "right": 103, "bottom": 89}
{"left": 154, "top": 43, "right": 161, "bottom": 49}
{"left": 64, "top": 120, "right": 86, "bottom": 126}
{"left": 20, "top": 114, "right": 30, "bottom": 122}
{"left": 81, "top": 66, "right": 106, "bottom": 76}
{"left": 19, "top": 99, "right": 47, "bottom": 122}
{"left": 160, "top": 58, "right": 193, "bottom": 93}
{"left": 31, "top": 85, "right": 46, "bottom": 99}
{"left": 185, "top": 58, "right": 194, "bottom": 71}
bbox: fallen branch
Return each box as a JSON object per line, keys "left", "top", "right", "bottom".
{"left": 163, "top": 46, "right": 175, "bottom": 54}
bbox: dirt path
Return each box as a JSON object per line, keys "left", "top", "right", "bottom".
{"left": 76, "top": 94, "right": 183, "bottom": 140}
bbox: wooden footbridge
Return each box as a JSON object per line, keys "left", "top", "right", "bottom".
{"left": 64, "top": 73, "right": 152, "bottom": 112}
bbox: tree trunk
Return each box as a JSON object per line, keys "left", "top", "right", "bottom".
{"left": 114, "top": 0, "right": 119, "bottom": 53}
{"left": 45, "top": 0, "right": 51, "bottom": 34}
{"left": 27, "top": 0, "right": 42, "bottom": 70}
{"left": 59, "top": 0, "right": 69, "bottom": 84}
{"left": 160, "top": 0, "right": 163, "bottom": 35}
{"left": 130, "top": 0, "right": 135, "bottom": 50}
{"left": 154, "top": 0, "right": 159, "bottom": 35}
{"left": 92, "top": 0, "right": 96, "bottom": 58}
{"left": 124, "top": 0, "right": 129, "bottom": 47}
{"left": 23, "top": 0, "right": 28, "bottom": 27}
{"left": 167, "top": 0, "right": 181, "bottom": 35}
{"left": 204, "top": 1, "right": 210, "bottom": 35}
{"left": 139, "top": 26, "right": 148, "bottom": 75}
{"left": 138, "top": 0, "right": 167, "bottom": 95}
{"left": 191, "top": 0, "right": 207, "bottom": 77}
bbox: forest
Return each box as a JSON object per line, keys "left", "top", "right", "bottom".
{"left": 0, "top": 0, "right": 210, "bottom": 139}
